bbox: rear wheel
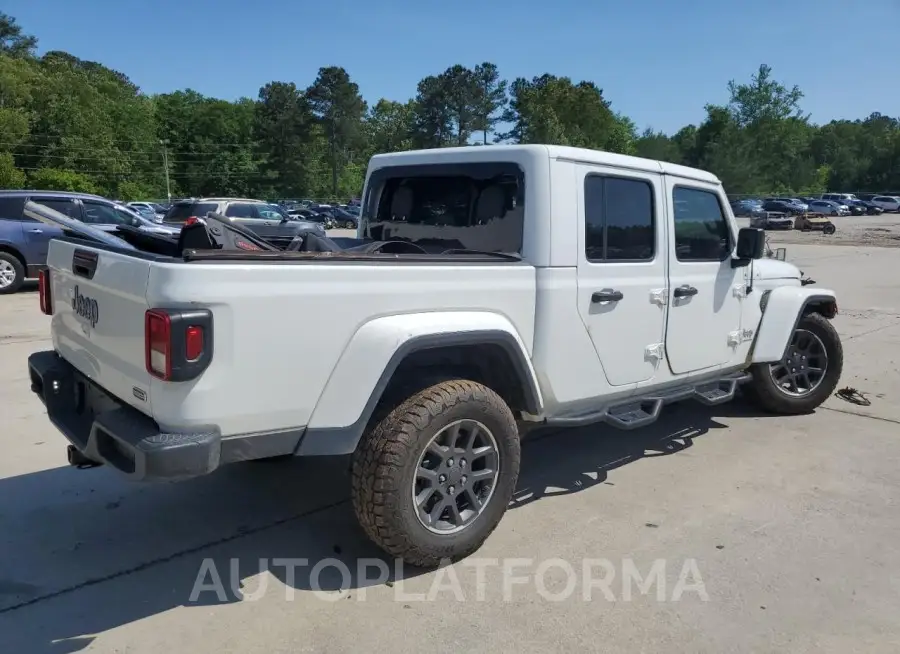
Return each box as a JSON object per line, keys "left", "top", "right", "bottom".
{"left": 745, "top": 312, "right": 843, "bottom": 414}
{"left": 0, "top": 252, "right": 25, "bottom": 295}
{"left": 351, "top": 379, "right": 520, "bottom": 567}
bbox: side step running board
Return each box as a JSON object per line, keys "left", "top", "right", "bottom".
{"left": 545, "top": 372, "right": 752, "bottom": 431}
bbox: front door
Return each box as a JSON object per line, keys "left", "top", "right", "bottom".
{"left": 664, "top": 178, "right": 743, "bottom": 374}
{"left": 576, "top": 166, "right": 668, "bottom": 386}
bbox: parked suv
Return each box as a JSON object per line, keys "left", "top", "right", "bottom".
{"left": 0, "top": 190, "right": 176, "bottom": 294}
{"left": 162, "top": 198, "right": 326, "bottom": 248}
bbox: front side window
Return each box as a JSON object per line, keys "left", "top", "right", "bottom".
{"left": 584, "top": 175, "right": 655, "bottom": 262}
{"left": 672, "top": 186, "right": 731, "bottom": 262}
{"left": 82, "top": 201, "right": 129, "bottom": 225}
{"left": 363, "top": 162, "right": 525, "bottom": 254}
{"left": 32, "top": 198, "right": 81, "bottom": 221}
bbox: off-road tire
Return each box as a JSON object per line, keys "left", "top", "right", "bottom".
{"left": 744, "top": 312, "right": 843, "bottom": 414}
{"left": 351, "top": 379, "right": 520, "bottom": 567}
{"left": 0, "top": 252, "right": 25, "bottom": 295}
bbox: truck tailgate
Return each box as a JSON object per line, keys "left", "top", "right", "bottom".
{"left": 47, "top": 239, "right": 154, "bottom": 416}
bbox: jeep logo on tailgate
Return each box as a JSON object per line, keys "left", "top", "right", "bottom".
{"left": 72, "top": 285, "right": 99, "bottom": 328}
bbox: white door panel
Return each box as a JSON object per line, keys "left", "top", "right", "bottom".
{"left": 576, "top": 165, "right": 667, "bottom": 386}
{"left": 665, "top": 179, "right": 742, "bottom": 374}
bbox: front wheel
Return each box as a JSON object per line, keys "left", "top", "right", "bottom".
{"left": 351, "top": 379, "right": 520, "bottom": 567}
{"left": 744, "top": 312, "right": 843, "bottom": 414}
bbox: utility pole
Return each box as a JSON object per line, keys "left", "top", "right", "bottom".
{"left": 160, "top": 139, "right": 171, "bottom": 201}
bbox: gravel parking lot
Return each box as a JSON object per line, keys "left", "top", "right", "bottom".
{"left": 1, "top": 242, "right": 899, "bottom": 653}
{"left": 737, "top": 212, "right": 900, "bottom": 248}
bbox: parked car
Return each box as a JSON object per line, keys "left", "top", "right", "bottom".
{"left": 730, "top": 199, "right": 764, "bottom": 217}
{"left": 0, "top": 190, "right": 177, "bottom": 294}
{"left": 845, "top": 199, "right": 882, "bottom": 215}
{"left": 870, "top": 196, "right": 900, "bottom": 212}
{"left": 807, "top": 199, "right": 849, "bottom": 216}
{"left": 750, "top": 212, "right": 793, "bottom": 230}
{"left": 821, "top": 193, "right": 858, "bottom": 205}
{"left": 288, "top": 208, "right": 334, "bottom": 229}
{"left": 332, "top": 207, "right": 359, "bottom": 229}
{"left": 127, "top": 201, "right": 167, "bottom": 222}
{"left": 773, "top": 197, "right": 809, "bottom": 212}
{"left": 27, "top": 144, "right": 844, "bottom": 567}
{"left": 762, "top": 200, "right": 804, "bottom": 215}
{"left": 162, "top": 197, "right": 325, "bottom": 248}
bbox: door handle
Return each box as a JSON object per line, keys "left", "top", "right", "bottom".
{"left": 592, "top": 290, "right": 624, "bottom": 303}
{"left": 673, "top": 285, "right": 698, "bottom": 298}
{"left": 27, "top": 228, "right": 44, "bottom": 233}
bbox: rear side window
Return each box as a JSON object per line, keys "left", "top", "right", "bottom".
{"left": 672, "top": 187, "right": 731, "bottom": 262}
{"left": 224, "top": 203, "right": 258, "bottom": 218}
{"left": 0, "top": 197, "right": 26, "bottom": 221}
{"left": 164, "top": 202, "right": 219, "bottom": 223}
{"left": 583, "top": 175, "right": 655, "bottom": 262}
{"left": 363, "top": 162, "right": 525, "bottom": 254}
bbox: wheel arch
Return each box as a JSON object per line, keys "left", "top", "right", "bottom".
{"left": 298, "top": 314, "right": 543, "bottom": 456}
{"left": 750, "top": 287, "right": 838, "bottom": 364}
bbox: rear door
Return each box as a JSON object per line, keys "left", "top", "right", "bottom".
{"left": 225, "top": 202, "right": 284, "bottom": 241}
{"left": 24, "top": 196, "right": 72, "bottom": 262}
{"left": 664, "top": 179, "right": 743, "bottom": 374}
{"left": 576, "top": 165, "right": 668, "bottom": 386}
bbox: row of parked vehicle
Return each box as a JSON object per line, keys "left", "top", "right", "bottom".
{"left": 0, "top": 191, "right": 354, "bottom": 294}
{"left": 731, "top": 193, "right": 900, "bottom": 222}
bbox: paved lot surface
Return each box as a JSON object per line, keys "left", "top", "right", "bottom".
{"left": 1, "top": 243, "right": 899, "bottom": 653}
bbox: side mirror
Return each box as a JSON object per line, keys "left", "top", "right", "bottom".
{"left": 774, "top": 247, "right": 786, "bottom": 261}
{"left": 732, "top": 227, "right": 765, "bottom": 267}
{"left": 736, "top": 227, "right": 765, "bottom": 258}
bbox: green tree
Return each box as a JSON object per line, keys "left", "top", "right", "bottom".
{"left": 0, "top": 12, "right": 36, "bottom": 58}
{"left": 306, "top": 66, "right": 367, "bottom": 197}
{"left": 27, "top": 167, "right": 98, "bottom": 193}
{"left": 500, "top": 75, "right": 634, "bottom": 153}
{"left": 0, "top": 152, "right": 26, "bottom": 187}
{"left": 471, "top": 62, "right": 507, "bottom": 145}
{"left": 254, "top": 81, "right": 315, "bottom": 197}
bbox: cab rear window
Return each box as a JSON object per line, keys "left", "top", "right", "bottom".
{"left": 362, "top": 162, "right": 525, "bottom": 254}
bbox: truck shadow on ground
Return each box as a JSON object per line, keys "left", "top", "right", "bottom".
{"left": 1, "top": 398, "right": 770, "bottom": 653}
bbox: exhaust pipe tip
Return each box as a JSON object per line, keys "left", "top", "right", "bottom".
{"left": 67, "top": 445, "right": 101, "bottom": 469}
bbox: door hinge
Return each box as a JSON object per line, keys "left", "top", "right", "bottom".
{"left": 645, "top": 343, "right": 665, "bottom": 361}
{"left": 732, "top": 284, "right": 748, "bottom": 298}
{"left": 649, "top": 288, "right": 668, "bottom": 306}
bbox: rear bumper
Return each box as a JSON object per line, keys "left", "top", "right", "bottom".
{"left": 27, "top": 350, "right": 300, "bottom": 481}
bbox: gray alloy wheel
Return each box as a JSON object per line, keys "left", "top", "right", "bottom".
{"left": 767, "top": 328, "right": 828, "bottom": 397}
{"left": 412, "top": 418, "right": 501, "bottom": 535}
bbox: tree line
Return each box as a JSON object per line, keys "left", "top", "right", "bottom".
{"left": 1, "top": 12, "right": 899, "bottom": 202}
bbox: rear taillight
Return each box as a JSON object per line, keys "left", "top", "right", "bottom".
{"left": 184, "top": 216, "right": 200, "bottom": 226}
{"left": 38, "top": 269, "right": 52, "bottom": 315}
{"left": 145, "top": 309, "right": 213, "bottom": 381}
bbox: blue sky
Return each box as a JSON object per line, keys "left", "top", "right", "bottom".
{"left": 6, "top": 0, "right": 897, "bottom": 135}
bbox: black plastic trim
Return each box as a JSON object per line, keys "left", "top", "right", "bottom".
{"left": 72, "top": 249, "right": 98, "bottom": 279}
{"left": 151, "top": 308, "right": 214, "bottom": 382}
{"left": 297, "top": 329, "right": 541, "bottom": 456}
{"left": 28, "top": 350, "right": 301, "bottom": 480}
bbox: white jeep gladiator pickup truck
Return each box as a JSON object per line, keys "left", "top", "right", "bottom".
{"left": 28, "top": 144, "right": 842, "bottom": 567}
